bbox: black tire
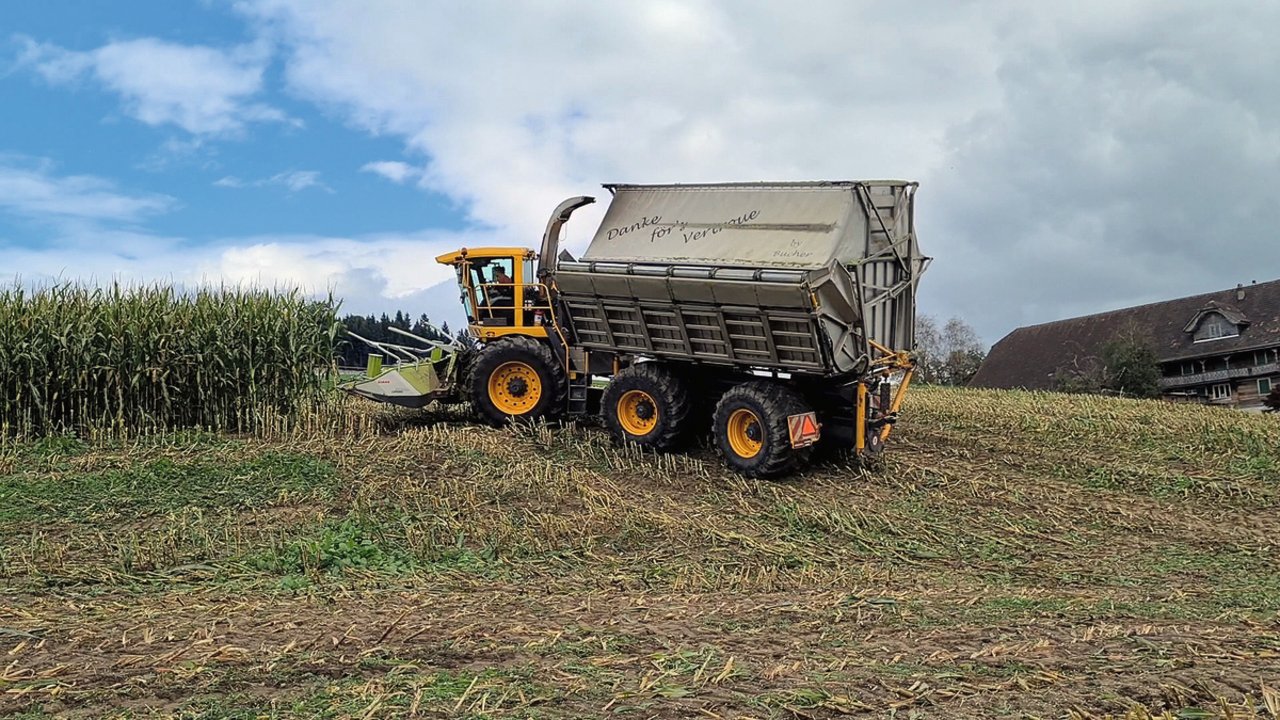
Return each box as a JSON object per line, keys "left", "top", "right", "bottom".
{"left": 467, "top": 336, "right": 566, "bottom": 425}
{"left": 713, "top": 381, "right": 814, "bottom": 478}
{"left": 601, "top": 363, "right": 694, "bottom": 450}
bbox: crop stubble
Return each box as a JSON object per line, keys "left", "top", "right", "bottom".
{"left": 1, "top": 386, "right": 1278, "bottom": 718}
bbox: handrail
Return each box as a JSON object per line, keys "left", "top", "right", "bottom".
{"left": 472, "top": 281, "right": 556, "bottom": 327}
{"left": 1158, "top": 362, "right": 1279, "bottom": 388}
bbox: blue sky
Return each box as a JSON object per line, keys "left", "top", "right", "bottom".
{"left": 1, "top": 1, "right": 464, "bottom": 240}
{"left": 2, "top": 1, "right": 1278, "bottom": 341}
{"left": 2, "top": 1, "right": 475, "bottom": 324}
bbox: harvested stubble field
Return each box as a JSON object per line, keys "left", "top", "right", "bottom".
{"left": 1, "top": 386, "right": 1279, "bottom": 719}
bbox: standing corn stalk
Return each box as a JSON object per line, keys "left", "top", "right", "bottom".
{"left": 0, "top": 281, "right": 338, "bottom": 439}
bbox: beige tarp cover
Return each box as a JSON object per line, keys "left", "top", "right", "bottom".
{"left": 583, "top": 183, "right": 868, "bottom": 269}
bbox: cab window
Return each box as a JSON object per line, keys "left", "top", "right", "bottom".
{"left": 471, "top": 257, "right": 515, "bottom": 291}
{"left": 468, "top": 257, "right": 517, "bottom": 324}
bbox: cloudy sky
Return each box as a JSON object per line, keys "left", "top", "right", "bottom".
{"left": 2, "top": 0, "right": 1276, "bottom": 342}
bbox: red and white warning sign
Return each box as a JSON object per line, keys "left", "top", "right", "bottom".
{"left": 787, "top": 412, "right": 821, "bottom": 448}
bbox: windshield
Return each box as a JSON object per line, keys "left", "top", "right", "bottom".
{"left": 464, "top": 257, "right": 516, "bottom": 323}
{"left": 469, "top": 257, "right": 514, "bottom": 295}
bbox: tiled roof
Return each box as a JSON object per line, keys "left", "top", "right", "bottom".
{"left": 970, "top": 279, "right": 1280, "bottom": 390}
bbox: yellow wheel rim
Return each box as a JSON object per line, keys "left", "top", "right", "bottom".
{"left": 726, "top": 408, "right": 763, "bottom": 459}
{"left": 617, "top": 389, "right": 659, "bottom": 436}
{"left": 488, "top": 361, "right": 542, "bottom": 415}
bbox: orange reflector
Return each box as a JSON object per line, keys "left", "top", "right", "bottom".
{"left": 787, "top": 412, "right": 821, "bottom": 448}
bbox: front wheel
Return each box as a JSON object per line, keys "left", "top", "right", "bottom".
{"left": 713, "top": 381, "right": 814, "bottom": 478}
{"left": 467, "top": 336, "right": 565, "bottom": 425}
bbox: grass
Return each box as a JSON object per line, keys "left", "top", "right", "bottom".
{"left": 1, "top": 385, "right": 1278, "bottom": 718}
{"left": 0, "top": 451, "right": 338, "bottom": 524}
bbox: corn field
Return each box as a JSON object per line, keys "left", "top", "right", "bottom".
{"left": 0, "top": 282, "right": 338, "bottom": 438}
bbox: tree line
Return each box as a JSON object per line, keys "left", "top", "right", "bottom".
{"left": 335, "top": 311, "right": 457, "bottom": 368}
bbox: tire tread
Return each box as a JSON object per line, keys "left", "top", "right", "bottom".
{"left": 713, "top": 380, "right": 813, "bottom": 478}
{"left": 601, "top": 363, "right": 693, "bottom": 450}
{"left": 466, "top": 336, "right": 566, "bottom": 425}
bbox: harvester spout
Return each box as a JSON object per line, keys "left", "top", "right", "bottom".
{"left": 538, "top": 195, "right": 595, "bottom": 281}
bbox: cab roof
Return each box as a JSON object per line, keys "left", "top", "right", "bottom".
{"left": 434, "top": 247, "right": 534, "bottom": 265}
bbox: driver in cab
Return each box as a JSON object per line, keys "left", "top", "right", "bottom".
{"left": 488, "top": 266, "right": 516, "bottom": 324}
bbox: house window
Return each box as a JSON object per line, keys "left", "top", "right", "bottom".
{"left": 1193, "top": 313, "right": 1239, "bottom": 342}
{"left": 1210, "top": 383, "right": 1231, "bottom": 400}
{"left": 1261, "top": 378, "right": 1273, "bottom": 396}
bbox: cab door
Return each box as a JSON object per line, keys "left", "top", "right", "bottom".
{"left": 468, "top": 256, "right": 519, "bottom": 326}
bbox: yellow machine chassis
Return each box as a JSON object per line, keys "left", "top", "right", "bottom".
{"left": 855, "top": 338, "right": 916, "bottom": 454}
{"left": 435, "top": 246, "right": 573, "bottom": 355}
{"left": 437, "top": 247, "right": 918, "bottom": 461}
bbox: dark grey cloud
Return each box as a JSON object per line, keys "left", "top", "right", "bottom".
{"left": 921, "top": 1, "right": 1280, "bottom": 341}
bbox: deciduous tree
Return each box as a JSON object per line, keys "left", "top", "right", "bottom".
{"left": 1053, "top": 329, "right": 1160, "bottom": 398}
{"left": 915, "top": 315, "right": 987, "bottom": 386}
{"left": 1100, "top": 332, "right": 1161, "bottom": 398}
{"left": 1264, "top": 386, "right": 1280, "bottom": 413}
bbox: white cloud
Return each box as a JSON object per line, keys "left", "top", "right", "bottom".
{"left": 15, "top": 36, "right": 290, "bottom": 137}
{"left": 360, "top": 160, "right": 418, "bottom": 184}
{"left": 206, "top": 232, "right": 469, "bottom": 298}
{"left": 10, "top": 3, "right": 1280, "bottom": 343}
{"left": 1, "top": 228, "right": 473, "bottom": 327}
{"left": 0, "top": 159, "right": 465, "bottom": 325}
{"left": 240, "top": 1, "right": 1003, "bottom": 239}
{"left": 0, "top": 158, "right": 175, "bottom": 222}
{"left": 267, "top": 170, "right": 327, "bottom": 192}
{"left": 213, "top": 170, "right": 330, "bottom": 192}
{"left": 15, "top": 37, "right": 93, "bottom": 83}
{"left": 234, "top": 0, "right": 1280, "bottom": 341}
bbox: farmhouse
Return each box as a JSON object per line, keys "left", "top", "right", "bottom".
{"left": 971, "top": 279, "right": 1280, "bottom": 410}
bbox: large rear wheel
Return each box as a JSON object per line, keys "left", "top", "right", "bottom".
{"left": 602, "top": 363, "right": 694, "bottom": 450}
{"left": 468, "top": 336, "right": 566, "bottom": 425}
{"left": 713, "top": 381, "right": 814, "bottom": 478}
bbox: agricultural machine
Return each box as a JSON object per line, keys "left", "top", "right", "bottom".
{"left": 340, "top": 181, "right": 928, "bottom": 477}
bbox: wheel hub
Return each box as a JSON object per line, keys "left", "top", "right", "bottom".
{"left": 487, "top": 361, "right": 542, "bottom": 415}
{"left": 634, "top": 399, "right": 655, "bottom": 420}
{"left": 726, "top": 407, "right": 764, "bottom": 459}
{"left": 617, "top": 389, "right": 660, "bottom": 436}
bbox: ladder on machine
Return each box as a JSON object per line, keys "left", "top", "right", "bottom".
{"left": 567, "top": 372, "right": 591, "bottom": 415}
